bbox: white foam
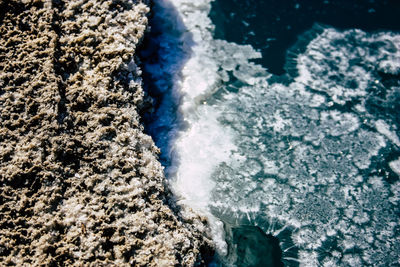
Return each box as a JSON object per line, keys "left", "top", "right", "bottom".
{"left": 171, "top": 106, "right": 235, "bottom": 211}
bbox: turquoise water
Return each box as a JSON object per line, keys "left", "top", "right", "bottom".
{"left": 141, "top": 0, "right": 400, "bottom": 266}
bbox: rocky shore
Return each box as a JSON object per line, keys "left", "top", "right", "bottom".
{"left": 0, "top": 0, "right": 213, "bottom": 265}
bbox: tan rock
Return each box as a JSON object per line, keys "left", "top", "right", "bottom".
{"left": 0, "top": 0, "right": 213, "bottom": 265}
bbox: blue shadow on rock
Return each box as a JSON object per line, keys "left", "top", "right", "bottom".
{"left": 139, "top": 0, "right": 193, "bottom": 172}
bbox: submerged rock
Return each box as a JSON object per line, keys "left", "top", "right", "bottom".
{"left": 232, "top": 226, "right": 283, "bottom": 267}
{"left": 0, "top": 0, "right": 213, "bottom": 265}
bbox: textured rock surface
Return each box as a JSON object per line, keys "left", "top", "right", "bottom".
{"left": 0, "top": 0, "right": 213, "bottom": 265}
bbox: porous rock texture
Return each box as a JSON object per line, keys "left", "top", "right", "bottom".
{"left": 0, "top": 0, "right": 213, "bottom": 265}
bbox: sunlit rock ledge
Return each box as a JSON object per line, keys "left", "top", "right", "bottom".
{"left": 0, "top": 0, "right": 213, "bottom": 265}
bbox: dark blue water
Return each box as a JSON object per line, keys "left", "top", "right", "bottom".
{"left": 140, "top": 0, "right": 400, "bottom": 266}
{"left": 210, "top": 0, "right": 400, "bottom": 75}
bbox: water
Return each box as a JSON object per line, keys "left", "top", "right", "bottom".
{"left": 209, "top": 0, "right": 400, "bottom": 75}
{"left": 140, "top": 0, "right": 400, "bottom": 266}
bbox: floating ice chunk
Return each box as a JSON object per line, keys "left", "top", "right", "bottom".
{"left": 352, "top": 130, "right": 385, "bottom": 169}
{"left": 268, "top": 111, "right": 291, "bottom": 132}
{"left": 389, "top": 181, "right": 400, "bottom": 204}
{"left": 320, "top": 111, "right": 360, "bottom": 136}
{"left": 299, "top": 251, "right": 319, "bottom": 266}
{"left": 309, "top": 94, "right": 325, "bottom": 107}
{"left": 375, "top": 119, "right": 400, "bottom": 147}
{"left": 261, "top": 157, "right": 279, "bottom": 175}
{"left": 389, "top": 158, "right": 400, "bottom": 177}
